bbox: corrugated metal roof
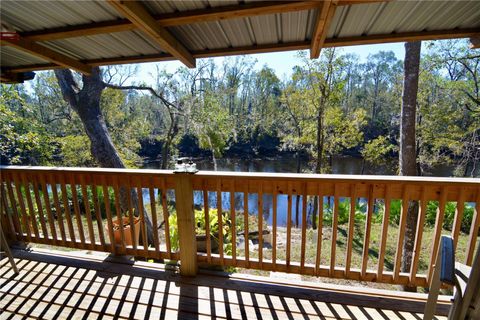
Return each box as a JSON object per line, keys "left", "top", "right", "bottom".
{"left": 1, "top": 0, "right": 479, "bottom": 73}
{"left": 0, "top": 1, "right": 121, "bottom": 32}
{"left": 0, "top": 47, "right": 49, "bottom": 67}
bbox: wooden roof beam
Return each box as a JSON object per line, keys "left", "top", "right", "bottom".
{"left": 21, "top": 0, "right": 384, "bottom": 42}
{"left": 0, "top": 38, "right": 92, "bottom": 75}
{"left": 107, "top": 0, "right": 195, "bottom": 68}
{"left": 323, "top": 28, "right": 480, "bottom": 47}
{"left": 0, "top": 71, "right": 35, "bottom": 83}
{"left": 6, "top": 27, "right": 479, "bottom": 74}
{"left": 471, "top": 37, "right": 480, "bottom": 49}
{"left": 310, "top": 0, "right": 338, "bottom": 59}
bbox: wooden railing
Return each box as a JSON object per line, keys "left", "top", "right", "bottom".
{"left": 1, "top": 166, "right": 479, "bottom": 288}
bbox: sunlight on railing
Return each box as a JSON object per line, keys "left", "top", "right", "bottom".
{"left": 1, "top": 166, "right": 479, "bottom": 287}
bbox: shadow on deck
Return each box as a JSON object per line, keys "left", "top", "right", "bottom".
{"left": 0, "top": 248, "right": 450, "bottom": 320}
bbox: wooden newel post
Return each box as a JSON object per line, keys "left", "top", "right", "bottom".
{"left": 175, "top": 173, "right": 198, "bottom": 276}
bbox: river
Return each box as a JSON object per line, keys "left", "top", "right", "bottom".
{"left": 142, "top": 155, "right": 457, "bottom": 228}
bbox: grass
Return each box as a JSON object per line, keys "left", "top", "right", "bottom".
{"left": 228, "top": 218, "right": 476, "bottom": 291}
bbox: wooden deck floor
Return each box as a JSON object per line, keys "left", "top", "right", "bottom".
{"left": 1, "top": 248, "right": 450, "bottom": 320}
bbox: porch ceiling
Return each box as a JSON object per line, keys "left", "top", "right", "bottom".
{"left": 0, "top": 0, "right": 480, "bottom": 79}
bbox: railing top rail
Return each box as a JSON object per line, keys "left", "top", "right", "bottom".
{"left": 1, "top": 165, "right": 479, "bottom": 185}
{"left": 194, "top": 171, "right": 480, "bottom": 184}
{"left": 0, "top": 165, "right": 174, "bottom": 176}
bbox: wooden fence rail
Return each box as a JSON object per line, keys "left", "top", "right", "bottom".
{"left": 1, "top": 166, "right": 479, "bottom": 285}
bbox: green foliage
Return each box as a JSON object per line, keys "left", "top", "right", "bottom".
{"left": 361, "top": 135, "right": 396, "bottom": 166}
{"left": 1, "top": 40, "right": 479, "bottom": 179}
{"left": 101, "top": 88, "right": 152, "bottom": 167}
{"left": 57, "top": 135, "right": 95, "bottom": 167}
{"left": 370, "top": 199, "right": 474, "bottom": 231}
{"left": 0, "top": 85, "right": 56, "bottom": 165}
{"left": 191, "top": 91, "right": 232, "bottom": 158}
{"left": 323, "top": 198, "right": 368, "bottom": 225}
{"left": 425, "top": 201, "right": 474, "bottom": 232}
{"left": 168, "top": 208, "right": 237, "bottom": 254}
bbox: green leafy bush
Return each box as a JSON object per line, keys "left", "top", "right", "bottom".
{"left": 168, "top": 208, "right": 238, "bottom": 253}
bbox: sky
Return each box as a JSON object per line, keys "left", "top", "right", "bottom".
{"left": 132, "top": 42, "right": 406, "bottom": 86}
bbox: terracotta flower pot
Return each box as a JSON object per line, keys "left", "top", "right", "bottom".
{"left": 108, "top": 217, "right": 140, "bottom": 247}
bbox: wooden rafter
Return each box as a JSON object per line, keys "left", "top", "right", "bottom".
{"left": 324, "top": 28, "right": 480, "bottom": 47}
{"left": 4, "top": 28, "right": 480, "bottom": 74}
{"left": 471, "top": 37, "right": 480, "bottom": 49}
{"left": 107, "top": 0, "right": 195, "bottom": 68}
{"left": 0, "top": 38, "right": 91, "bottom": 75}
{"left": 20, "top": 0, "right": 384, "bottom": 42}
{"left": 310, "top": 0, "right": 339, "bottom": 59}
{"left": 0, "top": 71, "right": 35, "bottom": 84}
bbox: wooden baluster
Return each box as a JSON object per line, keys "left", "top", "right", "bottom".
{"left": 3, "top": 181, "right": 22, "bottom": 241}
{"left": 409, "top": 186, "right": 427, "bottom": 285}
{"left": 69, "top": 174, "right": 86, "bottom": 248}
{"left": 12, "top": 172, "right": 32, "bottom": 242}
{"left": 147, "top": 179, "right": 160, "bottom": 255}
{"left": 466, "top": 190, "right": 480, "bottom": 266}
{"left": 31, "top": 175, "right": 49, "bottom": 241}
{"left": 243, "top": 183, "right": 250, "bottom": 268}
{"left": 230, "top": 180, "right": 236, "bottom": 264}
{"left": 1, "top": 193, "right": 11, "bottom": 239}
{"left": 427, "top": 186, "right": 447, "bottom": 284}
{"left": 361, "top": 184, "right": 375, "bottom": 278}
{"left": 101, "top": 177, "right": 116, "bottom": 254}
{"left": 50, "top": 176, "right": 67, "bottom": 245}
{"left": 136, "top": 183, "right": 149, "bottom": 258}
{"left": 330, "top": 184, "right": 340, "bottom": 276}
{"left": 272, "top": 185, "right": 278, "bottom": 269}
{"left": 258, "top": 182, "right": 263, "bottom": 268}
{"left": 20, "top": 172, "right": 40, "bottom": 240}
{"left": 286, "top": 181, "right": 293, "bottom": 269}
{"left": 39, "top": 174, "right": 58, "bottom": 245}
{"left": 203, "top": 180, "right": 211, "bottom": 263}
{"left": 451, "top": 187, "right": 466, "bottom": 249}
{"left": 60, "top": 175, "right": 75, "bottom": 244}
{"left": 80, "top": 175, "right": 96, "bottom": 250}
{"left": 345, "top": 184, "right": 357, "bottom": 277}
{"left": 216, "top": 179, "right": 224, "bottom": 265}
{"left": 125, "top": 179, "right": 138, "bottom": 254}
{"left": 91, "top": 183, "right": 107, "bottom": 250}
{"left": 315, "top": 183, "right": 324, "bottom": 276}
{"left": 160, "top": 178, "right": 172, "bottom": 258}
{"left": 1, "top": 185, "right": 16, "bottom": 239}
{"left": 112, "top": 177, "right": 126, "bottom": 254}
{"left": 376, "top": 185, "right": 390, "bottom": 281}
{"left": 301, "top": 183, "right": 308, "bottom": 271}
{"left": 394, "top": 185, "right": 409, "bottom": 282}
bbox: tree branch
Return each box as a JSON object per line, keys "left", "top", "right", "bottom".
{"left": 102, "top": 82, "right": 179, "bottom": 111}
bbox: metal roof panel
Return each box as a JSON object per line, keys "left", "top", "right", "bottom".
{"left": 0, "top": 47, "right": 50, "bottom": 67}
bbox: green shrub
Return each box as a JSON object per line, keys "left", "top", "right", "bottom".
{"left": 168, "top": 208, "right": 237, "bottom": 254}
{"left": 426, "top": 201, "right": 474, "bottom": 232}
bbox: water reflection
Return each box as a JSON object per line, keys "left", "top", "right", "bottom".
{"left": 142, "top": 155, "right": 457, "bottom": 227}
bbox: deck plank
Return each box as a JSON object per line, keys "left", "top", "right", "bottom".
{"left": 0, "top": 249, "right": 449, "bottom": 320}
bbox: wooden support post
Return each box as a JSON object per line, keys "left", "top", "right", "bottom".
{"left": 175, "top": 173, "right": 197, "bottom": 276}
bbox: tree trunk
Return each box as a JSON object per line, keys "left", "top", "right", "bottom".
{"left": 54, "top": 68, "right": 155, "bottom": 246}
{"left": 295, "top": 151, "right": 301, "bottom": 227}
{"left": 399, "top": 41, "right": 421, "bottom": 291}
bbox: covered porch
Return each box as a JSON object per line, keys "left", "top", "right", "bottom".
{"left": 1, "top": 1, "right": 480, "bottom": 319}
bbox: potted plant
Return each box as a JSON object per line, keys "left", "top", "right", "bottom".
{"left": 108, "top": 216, "right": 140, "bottom": 247}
